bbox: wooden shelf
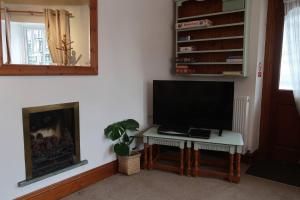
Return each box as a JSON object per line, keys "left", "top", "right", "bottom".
{"left": 176, "top": 62, "right": 243, "bottom": 65}
{"left": 175, "top": 73, "right": 243, "bottom": 77}
{"left": 177, "top": 49, "right": 244, "bottom": 54}
{"left": 177, "top": 36, "right": 244, "bottom": 43}
{"left": 177, "top": 9, "right": 245, "bottom": 21}
{"left": 176, "top": 22, "right": 244, "bottom": 32}
{"left": 176, "top": 73, "right": 225, "bottom": 77}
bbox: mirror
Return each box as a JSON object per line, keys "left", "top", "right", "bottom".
{"left": 0, "top": 0, "right": 98, "bottom": 75}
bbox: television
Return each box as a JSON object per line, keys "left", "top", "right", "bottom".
{"left": 153, "top": 81, "right": 234, "bottom": 132}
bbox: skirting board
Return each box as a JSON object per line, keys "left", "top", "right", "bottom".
{"left": 15, "top": 161, "right": 118, "bottom": 200}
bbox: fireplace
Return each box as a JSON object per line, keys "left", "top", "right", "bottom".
{"left": 19, "top": 102, "right": 87, "bottom": 187}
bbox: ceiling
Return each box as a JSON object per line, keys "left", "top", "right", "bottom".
{"left": 2, "top": 0, "right": 89, "bottom": 6}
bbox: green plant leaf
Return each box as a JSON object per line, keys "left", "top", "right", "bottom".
{"left": 128, "top": 136, "right": 135, "bottom": 145}
{"left": 114, "top": 143, "right": 129, "bottom": 156}
{"left": 123, "top": 133, "right": 130, "bottom": 144}
{"left": 121, "top": 119, "right": 139, "bottom": 131}
{"left": 104, "top": 123, "right": 125, "bottom": 141}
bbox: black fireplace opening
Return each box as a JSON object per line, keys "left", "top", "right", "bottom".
{"left": 22, "top": 103, "right": 80, "bottom": 181}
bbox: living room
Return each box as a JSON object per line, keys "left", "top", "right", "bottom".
{"left": 0, "top": 0, "right": 299, "bottom": 200}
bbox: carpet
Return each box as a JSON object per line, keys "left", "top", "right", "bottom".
{"left": 63, "top": 167, "right": 300, "bottom": 200}
{"left": 246, "top": 161, "right": 300, "bottom": 187}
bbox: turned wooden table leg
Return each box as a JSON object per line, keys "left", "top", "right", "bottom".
{"left": 187, "top": 147, "right": 191, "bottom": 176}
{"left": 157, "top": 145, "right": 160, "bottom": 158}
{"left": 229, "top": 154, "right": 234, "bottom": 182}
{"left": 144, "top": 143, "right": 148, "bottom": 169}
{"left": 180, "top": 149, "right": 184, "bottom": 175}
{"left": 235, "top": 153, "right": 241, "bottom": 183}
{"left": 193, "top": 149, "right": 199, "bottom": 177}
{"left": 149, "top": 145, "right": 153, "bottom": 170}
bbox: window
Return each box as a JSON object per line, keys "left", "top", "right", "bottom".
{"left": 279, "top": 6, "right": 300, "bottom": 91}
{"left": 279, "top": 27, "right": 293, "bottom": 90}
{"left": 23, "top": 24, "right": 52, "bottom": 65}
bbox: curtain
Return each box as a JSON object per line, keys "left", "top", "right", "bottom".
{"left": 3, "top": 8, "right": 11, "bottom": 64}
{"left": 283, "top": 0, "right": 300, "bottom": 113}
{"left": 45, "top": 9, "right": 71, "bottom": 65}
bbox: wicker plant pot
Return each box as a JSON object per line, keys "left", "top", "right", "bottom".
{"left": 117, "top": 152, "right": 141, "bottom": 175}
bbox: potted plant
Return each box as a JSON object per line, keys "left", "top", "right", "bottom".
{"left": 104, "top": 119, "right": 141, "bottom": 175}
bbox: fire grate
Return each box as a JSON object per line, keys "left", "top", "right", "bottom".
{"left": 19, "top": 102, "right": 84, "bottom": 186}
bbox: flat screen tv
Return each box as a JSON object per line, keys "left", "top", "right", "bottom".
{"left": 153, "top": 80, "right": 234, "bottom": 131}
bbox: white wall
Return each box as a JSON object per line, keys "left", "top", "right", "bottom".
{"left": 0, "top": 0, "right": 173, "bottom": 199}
{"left": 0, "top": 0, "right": 267, "bottom": 199}
{"left": 245, "top": 0, "right": 268, "bottom": 152}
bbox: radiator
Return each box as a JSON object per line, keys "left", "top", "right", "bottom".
{"left": 233, "top": 96, "right": 250, "bottom": 154}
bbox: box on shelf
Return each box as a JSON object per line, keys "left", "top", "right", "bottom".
{"left": 226, "top": 56, "right": 243, "bottom": 64}
{"left": 176, "top": 65, "right": 189, "bottom": 69}
{"left": 179, "top": 46, "right": 196, "bottom": 52}
{"left": 176, "top": 57, "right": 197, "bottom": 63}
{"left": 178, "top": 35, "right": 192, "bottom": 41}
{"left": 222, "top": 0, "right": 245, "bottom": 12}
{"left": 222, "top": 71, "right": 242, "bottom": 76}
{"left": 226, "top": 59, "right": 243, "bottom": 64}
{"left": 176, "top": 19, "right": 213, "bottom": 30}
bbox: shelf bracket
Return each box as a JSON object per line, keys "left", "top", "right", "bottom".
{"left": 175, "top": 0, "right": 189, "bottom": 6}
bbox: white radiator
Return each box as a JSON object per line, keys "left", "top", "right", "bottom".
{"left": 233, "top": 96, "right": 250, "bottom": 154}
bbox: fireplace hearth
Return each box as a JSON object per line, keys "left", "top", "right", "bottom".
{"left": 18, "top": 102, "right": 87, "bottom": 187}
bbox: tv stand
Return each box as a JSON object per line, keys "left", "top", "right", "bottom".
{"left": 143, "top": 127, "right": 244, "bottom": 183}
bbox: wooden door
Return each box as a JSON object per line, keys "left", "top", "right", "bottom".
{"left": 260, "top": 0, "right": 300, "bottom": 164}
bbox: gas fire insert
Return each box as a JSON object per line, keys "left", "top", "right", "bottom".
{"left": 19, "top": 102, "right": 87, "bottom": 187}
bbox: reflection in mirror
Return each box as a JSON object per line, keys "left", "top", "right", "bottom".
{"left": 1, "top": 0, "right": 90, "bottom": 67}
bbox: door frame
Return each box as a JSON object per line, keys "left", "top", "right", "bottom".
{"left": 259, "top": 0, "right": 286, "bottom": 160}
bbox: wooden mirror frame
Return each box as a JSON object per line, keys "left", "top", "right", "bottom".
{"left": 0, "top": 0, "right": 98, "bottom": 76}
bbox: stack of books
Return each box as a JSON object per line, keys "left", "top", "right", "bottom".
{"left": 226, "top": 56, "right": 243, "bottom": 64}
{"left": 176, "top": 65, "right": 189, "bottom": 74}
{"left": 176, "top": 66, "right": 206, "bottom": 74}
{"left": 176, "top": 19, "right": 213, "bottom": 30}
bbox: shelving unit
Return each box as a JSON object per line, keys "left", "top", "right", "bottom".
{"left": 175, "top": 0, "right": 250, "bottom": 76}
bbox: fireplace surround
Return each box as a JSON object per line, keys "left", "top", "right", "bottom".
{"left": 19, "top": 102, "right": 87, "bottom": 187}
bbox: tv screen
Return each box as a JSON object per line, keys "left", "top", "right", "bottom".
{"left": 153, "top": 81, "right": 234, "bottom": 131}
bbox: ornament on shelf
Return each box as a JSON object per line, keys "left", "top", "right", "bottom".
{"left": 56, "top": 34, "right": 74, "bottom": 66}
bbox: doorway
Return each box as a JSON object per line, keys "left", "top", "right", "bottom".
{"left": 260, "top": 0, "right": 300, "bottom": 164}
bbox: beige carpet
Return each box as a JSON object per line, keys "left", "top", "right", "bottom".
{"left": 63, "top": 168, "right": 300, "bottom": 200}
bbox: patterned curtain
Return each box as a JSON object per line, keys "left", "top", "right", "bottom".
{"left": 2, "top": 8, "right": 11, "bottom": 64}
{"left": 45, "top": 9, "right": 71, "bottom": 65}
